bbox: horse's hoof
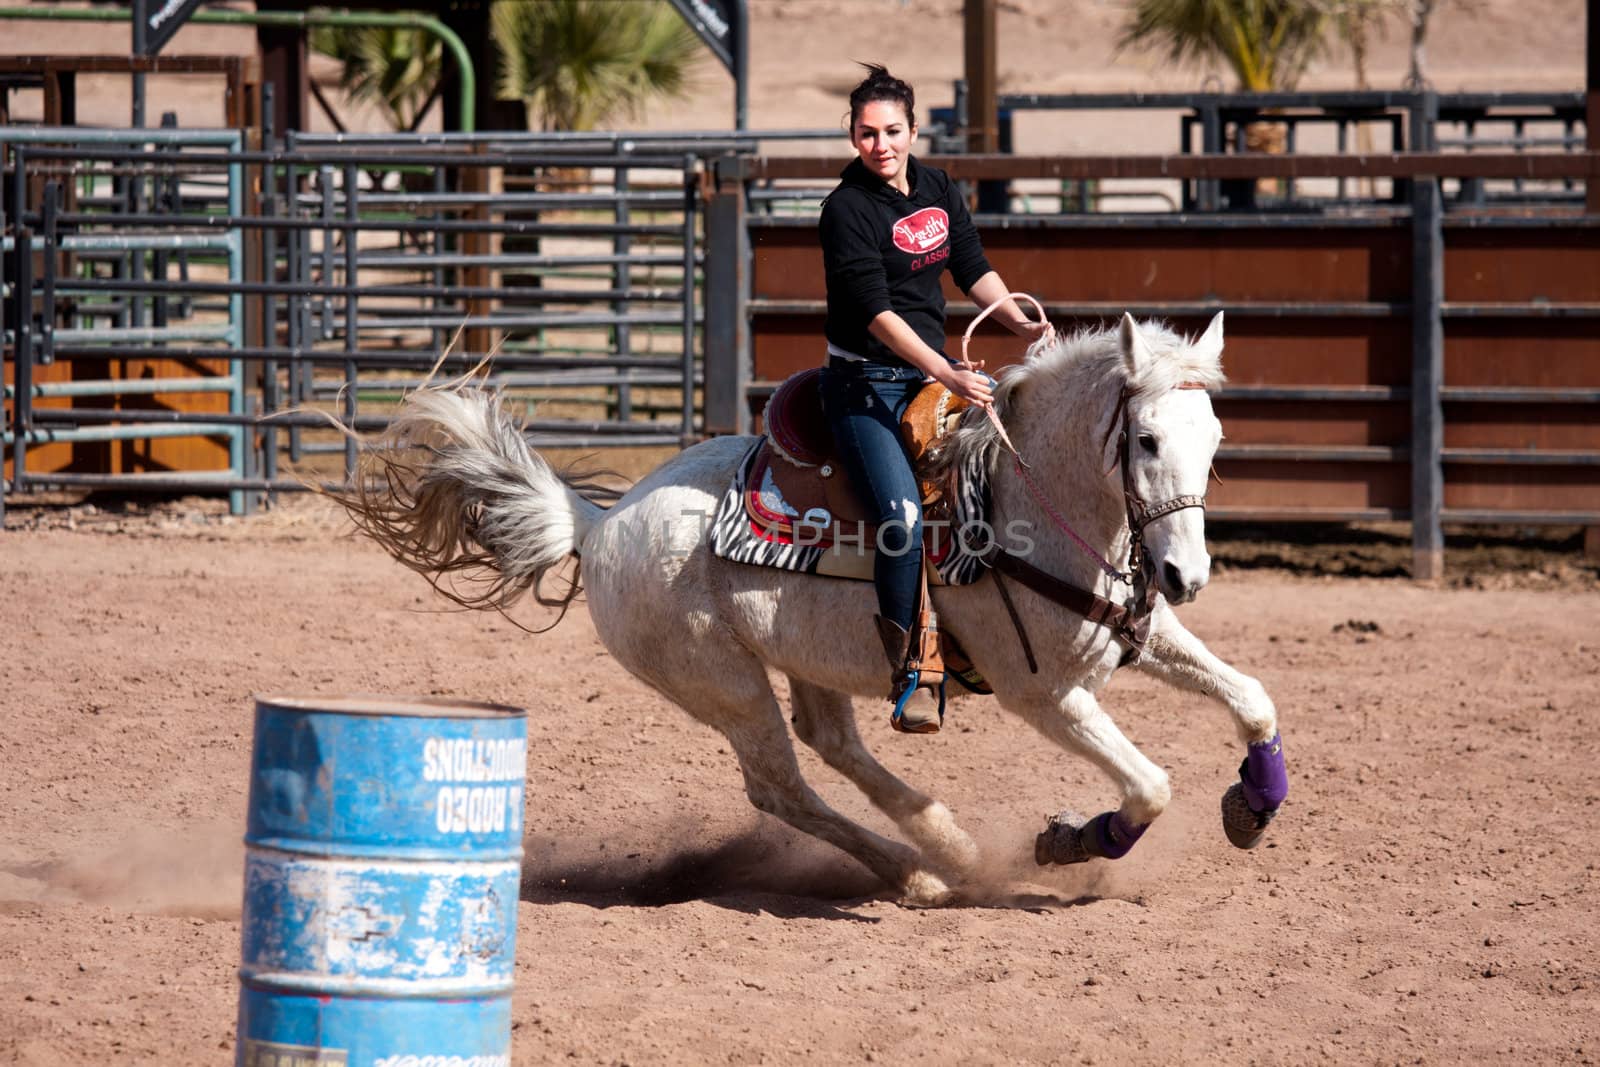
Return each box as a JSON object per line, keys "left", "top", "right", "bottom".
{"left": 903, "top": 805, "right": 981, "bottom": 880}
{"left": 1221, "top": 782, "right": 1277, "bottom": 850}
{"left": 899, "top": 869, "right": 953, "bottom": 906}
{"left": 1034, "top": 810, "right": 1091, "bottom": 866}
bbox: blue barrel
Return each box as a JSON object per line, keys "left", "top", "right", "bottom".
{"left": 238, "top": 694, "right": 527, "bottom": 1067}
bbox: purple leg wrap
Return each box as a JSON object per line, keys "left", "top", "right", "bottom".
{"left": 1083, "top": 810, "right": 1148, "bottom": 860}
{"left": 1240, "top": 733, "right": 1288, "bottom": 813}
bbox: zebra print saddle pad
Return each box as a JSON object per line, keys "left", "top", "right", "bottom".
{"left": 708, "top": 372, "right": 993, "bottom": 586}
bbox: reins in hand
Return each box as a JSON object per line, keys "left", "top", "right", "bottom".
{"left": 960, "top": 292, "right": 1129, "bottom": 584}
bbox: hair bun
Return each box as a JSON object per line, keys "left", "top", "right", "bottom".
{"left": 848, "top": 63, "right": 916, "bottom": 129}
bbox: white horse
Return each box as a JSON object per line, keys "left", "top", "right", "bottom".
{"left": 334, "top": 312, "right": 1287, "bottom": 903}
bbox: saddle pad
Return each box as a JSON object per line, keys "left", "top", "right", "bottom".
{"left": 709, "top": 439, "right": 992, "bottom": 587}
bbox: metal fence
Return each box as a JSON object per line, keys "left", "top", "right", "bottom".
{"left": 4, "top": 104, "right": 1596, "bottom": 577}
{"left": 2, "top": 128, "right": 836, "bottom": 522}
{"left": 723, "top": 148, "right": 1600, "bottom": 579}
{"left": 986, "top": 89, "right": 1588, "bottom": 212}
{"left": 3, "top": 126, "right": 250, "bottom": 510}
{"left": 745, "top": 89, "right": 1588, "bottom": 217}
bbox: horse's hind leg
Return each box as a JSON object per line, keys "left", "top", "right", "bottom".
{"left": 786, "top": 677, "right": 980, "bottom": 879}
{"left": 723, "top": 708, "right": 954, "bottom": 904}
{"left": 649, "top": 657, "right": 950, "bottom": 904}
{"left": 1131, "top": 600, "right": 1287, "bottom": 849}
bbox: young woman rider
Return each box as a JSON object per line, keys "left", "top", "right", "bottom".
{"left": 819, "top": 64, "right": 1044, "bottom": 734}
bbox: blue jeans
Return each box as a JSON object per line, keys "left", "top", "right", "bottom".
{"left": 818, "top": 359, "right": 929, "bottom": 633}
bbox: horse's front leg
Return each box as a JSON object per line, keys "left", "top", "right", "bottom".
{"left": 1007, "top": 686, "right": 1172, "bottom": 866}
{"left": 1131, "top": 599, "right": 1288, "bottom": 849}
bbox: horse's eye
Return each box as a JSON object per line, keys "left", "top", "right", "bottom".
{"left": 1137, "top": 432, "right": 1158, "bottom": 455}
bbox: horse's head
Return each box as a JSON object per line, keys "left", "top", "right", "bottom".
{"left": 943, "top": 311, "right": 1226, "bottom": 603}
{"left": 1108, "top": 312, "right": 1225, "bottom": 604}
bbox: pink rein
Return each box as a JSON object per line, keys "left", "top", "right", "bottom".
{"left": 959, "top": 292, "right": 1131, "bottom": 584}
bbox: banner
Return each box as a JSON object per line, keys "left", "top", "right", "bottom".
{"left": 664, "top": 0, "right": 742, "bottom": 77}
{"left": 133, "top": 0, "right": 208, "bottom": 56}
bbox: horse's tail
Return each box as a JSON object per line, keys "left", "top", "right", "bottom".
{"left": 326, "top": 378, "right": 618, "bottom": 619}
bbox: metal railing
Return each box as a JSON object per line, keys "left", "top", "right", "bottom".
{"left": 785, "top": 88, "right": 1593, "bottom": 216}
{"left": 2, "top": 126, "right": 249, "bottom": 510}
{"left": 1, "top": 126, "right": 849, "bottom": 524}
{"left": 987, "top": 89, "right": 1586, "bottom": 211}
{"left": 6, "top": 122, "right": 1597, "bottom": 581}
{"left": 2, "top": 132, "right": 722, "bottom": 520}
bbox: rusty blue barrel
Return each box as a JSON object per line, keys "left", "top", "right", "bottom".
{"left": 237, "top": 695, "right": 527, "bottom": 1067}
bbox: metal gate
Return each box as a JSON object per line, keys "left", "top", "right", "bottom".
{"left": 3, "top": 129, "right": 798, "bottom": 520}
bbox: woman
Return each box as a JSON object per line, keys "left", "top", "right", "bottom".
{"left": 819, "top": 64, "right": 1044, "bottom": 735}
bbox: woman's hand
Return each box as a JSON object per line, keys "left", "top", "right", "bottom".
{"left": 1012, "top": 319, "right": 1051, "bottom": 343}
{"left": 938, "top": 364, "right": 995, "bottom": 407}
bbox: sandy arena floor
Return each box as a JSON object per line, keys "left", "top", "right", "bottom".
{"left": 2, "top": 1, "right": 1592, "bottom": 1059}
{"left": 0, "top": 495, "right": 1596, "bottom": 1065}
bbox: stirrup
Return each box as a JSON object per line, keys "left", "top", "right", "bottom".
{"left": 890, "top": 670, "right": 946, "bottom": 734}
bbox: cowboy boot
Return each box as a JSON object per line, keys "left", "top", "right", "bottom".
{"left": 874, "top": 616, "right": 945, "bottom": 734}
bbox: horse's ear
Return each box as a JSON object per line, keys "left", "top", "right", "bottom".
{"left": 1193, "top": 310, "right": 1225, "bottom": 364}
{"left": 1120, "top": 312, "right": 1154, "bottom": 375}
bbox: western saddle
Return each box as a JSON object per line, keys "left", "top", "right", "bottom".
{"left": 750, "top": 367, "right": 989, "bottom": 703}
{"left": 751, "top": 366, "right": 971, "bottom": 564}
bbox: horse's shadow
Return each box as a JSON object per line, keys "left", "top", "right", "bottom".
{"left": 518, "top": 824, "right": 1116, "bottom": 919}
{"left": 519, "top": 826, "right": 883, "bottom": 920}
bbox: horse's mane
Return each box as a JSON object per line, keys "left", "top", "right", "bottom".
{"left": 930, "top": 318, "right": 1226, "bottom": 477}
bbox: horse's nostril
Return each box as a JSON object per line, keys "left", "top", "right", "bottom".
{"left": 1162, "top": 561, "right": 1183, "bottom": 595}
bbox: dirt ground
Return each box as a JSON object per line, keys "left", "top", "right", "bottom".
{"left": 1, "top": 492, "right": 1596, "bottom": 1065}
{"left": 3, "top": 1, "right": 1594, "bottom": 1061}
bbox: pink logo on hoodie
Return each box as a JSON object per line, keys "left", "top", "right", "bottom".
{"left": 891, "top": 207, "right": 949, "bottom": 255}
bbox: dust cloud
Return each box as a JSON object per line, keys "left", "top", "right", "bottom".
{"left": 519, "top": 815, "right": 1149, "bottom": 912}
{"left": 0, "top": 820, "right": 243, "bottom": 920}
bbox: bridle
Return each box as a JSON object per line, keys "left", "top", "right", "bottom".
{"left": 956, "top": 295, "right": 1213, "bottom": 661}
{"left": 1101, "top": 381, "right": 1213, "bottom": 600}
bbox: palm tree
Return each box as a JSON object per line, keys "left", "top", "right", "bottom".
{"left": 310, "top": 25, "right": 443, "bottom": 132}
{"left": 1405, "top": 0, "right": 1485, "bottom": 89}
{"left": 1120, "top": 0, "right": 1333, "bottom": 92}
{"left": 1121, "top": 0, "right": 1336, "bottom": 199}
{"left": 1331, "top": 0, "right": 1397, "bottom": 90}
{"left": 491, "top": 0, "right": 700, "bottom": 132}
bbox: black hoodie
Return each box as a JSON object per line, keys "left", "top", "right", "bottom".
{"left": 819, "top": 155, "right": 992, "bottom": 367}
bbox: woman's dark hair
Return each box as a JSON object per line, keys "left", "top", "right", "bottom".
{"left": 848, "top": 63, "right": 916, "bottom": 130}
